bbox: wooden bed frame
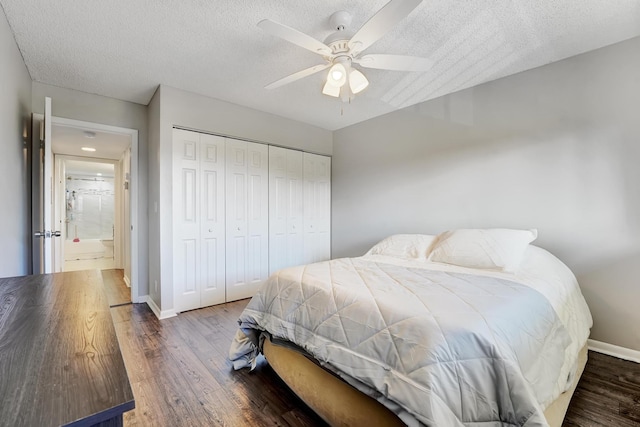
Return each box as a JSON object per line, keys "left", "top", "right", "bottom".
{"left": 263, "top": 338, "right": 589, "bottom": 427}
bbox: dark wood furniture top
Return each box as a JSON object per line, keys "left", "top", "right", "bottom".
{"left": 0, "top": 270, "right": 134, "bottom": 427}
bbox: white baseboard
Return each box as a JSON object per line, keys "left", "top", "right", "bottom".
{"left": 588, "top": 339, "right": 640, "bottom": 363}
{"left": 123, "top": 275, "right": 131, "bottom": 288}
{"left": 145, "top": 296, "right": 177, "bottom": 320}
{"left": 131, "top": 293, "right": 145, "bottom": 304}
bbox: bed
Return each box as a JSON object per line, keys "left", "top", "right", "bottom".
{"left": 229, "top": 230, "right": 593, "bottom": 426}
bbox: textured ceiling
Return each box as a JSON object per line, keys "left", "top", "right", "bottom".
{"left": 2, "top": 0, "right": 640, "bottom": 130}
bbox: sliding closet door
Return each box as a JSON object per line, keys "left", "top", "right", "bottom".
{"left": 172, "top": 129, "right": 226, "bottom": 312}
{"left": 303, "top": 153, "right": 331, "bottom": 264}
{"left": 287, "top": 150, "right": 304, "bottom": 267}
{"left": 269, "top": 146, "right": 304, "bottom": 274}
{"left": 199, "top": 134, "right": 226, "bottom": 307}
{"left": 226, "top": 139, "right": 268, "bottom": 301}
{"left": 246, "top": 143, "right": 269, "bottom": 293}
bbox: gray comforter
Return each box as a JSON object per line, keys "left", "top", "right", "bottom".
{"left": 229, "top": 257, "right": 572, "bottom": 426}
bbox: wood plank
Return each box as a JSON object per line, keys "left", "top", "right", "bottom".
{"left": 101, "top": 269, "right": 131, "bottom": 307}
{"left": 0, "top": 271, "right": 134, "bottom": 427}
{"left": 564, "top": 351, "right": 640, "bottom": 426}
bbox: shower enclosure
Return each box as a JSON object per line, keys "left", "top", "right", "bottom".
{"left": 64, "top": 162, "right": 115, "bottom": 263}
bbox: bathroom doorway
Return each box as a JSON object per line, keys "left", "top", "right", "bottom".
{"left": 60, "top": 157, "right": 117, "bottom": 271}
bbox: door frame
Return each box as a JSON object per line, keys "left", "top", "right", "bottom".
{"left": 33, "top": 114, "right": 140, "bottom": 302}
{"left": 55, "top": 155, "right": 119, "bottom": 271}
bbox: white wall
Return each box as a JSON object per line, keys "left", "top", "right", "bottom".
{"left": 148, "top": 85, "right": 333, "bottom": 315}
{"left": 0, "top": 9, "right": 32, "bottom": 277}
{"left": 332, "top": 36, "right": 640, "bottom": 351}
{"left": 31, "top": 82, "right": 149, "bottom": 299}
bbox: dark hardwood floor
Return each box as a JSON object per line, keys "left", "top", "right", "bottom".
{"left": 111, "top": 300, "right": 640, "bottom": 426}
{"left": 565, "top": 352, "right": 640, "bottom": 426}
{"left": 111, "top": 300, "right": 326, "bottom": 426}
{"left": 102, "top": 269, "right": 131, "bottom": 307}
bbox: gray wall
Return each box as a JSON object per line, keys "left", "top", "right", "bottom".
{"left": 332, "top": 36, "right": 640, "bottom": 351}
{"left": 149, "top": 85, "right": 333, "bottom": 315}
{"left": 147, "top": 86, "right": 161, "bottom": 308}
{"left": 0, "top": 10, "right": 32, "bottom": 277}
{"left": 32, "top": 82, "right": 150, "bottom": 299}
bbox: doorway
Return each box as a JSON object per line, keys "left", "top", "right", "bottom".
{"left": 32, "top": 114, "right": 140, "bottom": 303}
{"left": 57, "top": 157, "right": 117, "bottom": 272}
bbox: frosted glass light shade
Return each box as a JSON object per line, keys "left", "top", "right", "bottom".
{"left": 327, "top": 63, "right": 347, "bottom": 87}
{"left": 349, "top": 69, "right": 369, "bottom": 94}
{"left": 322, "top": 81, "right": 340, "bottom": 97}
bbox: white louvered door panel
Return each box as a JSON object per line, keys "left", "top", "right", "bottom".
{"left": 173, "top": 129, "right": 202, "bottom": 312}
{"left": 303, "top": 153, "right": 331, "bottom": 264}
{"left": 226, "top": 140, "right": 269, "bottom": 301}
{"left": 199, "top": 134, "right": 226, "bottom": 307}
{"left": 269, "top": 146, "right": 288, "bottom": 274}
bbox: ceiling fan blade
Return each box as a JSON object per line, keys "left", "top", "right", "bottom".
{"left": 258, "top": 19, "right": 333, "bottom": 56}
{"left": 348, "top": 0, "right": 422, "bottom": 55}
{"left": 265, "top": 63, "right": 331, "bottom": 90}
{"left": 355, "top": 54, "right": 431, "bottom": 71}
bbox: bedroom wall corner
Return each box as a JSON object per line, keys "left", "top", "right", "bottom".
{"left": 0, "top": 7, "right": 32, "bottom": 277}
{"left": 331, "top": 36, "right": 640, "bottom": 352}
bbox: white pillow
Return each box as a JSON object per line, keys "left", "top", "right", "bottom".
{"left": 366, "top": 234, "right": 437, "bottom": 260}
{"left": 428, "top": 228, "right": 538, "bottom": 272}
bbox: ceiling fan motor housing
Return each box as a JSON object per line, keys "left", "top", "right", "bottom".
{"left": 329, "top": 10, "right": 352, "bottom": 31}
{"left": 324, "top": 10, "right": 353, "bottom": 55}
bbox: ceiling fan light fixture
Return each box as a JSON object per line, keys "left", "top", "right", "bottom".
{"left": 258, "top": 0, "right": 430, "bottom": 103}
{"left": 349, "top": 68, "right": 369, "bottom": 94}
{"left": 327, "top": 63, "right": 347, "bottom": 87}
{"left": 322, "top": 81, "right": 341, "bottom": 97}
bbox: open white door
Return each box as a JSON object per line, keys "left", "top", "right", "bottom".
{"left": 32, "top": 97, "right": 60, "bottom": 274}
{"left": 53, "top": 155, "right": 66, "bottom": 272}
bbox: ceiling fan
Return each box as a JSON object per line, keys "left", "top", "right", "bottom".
{"left": 258, "top": 0, "right": 431, "bottom": 102}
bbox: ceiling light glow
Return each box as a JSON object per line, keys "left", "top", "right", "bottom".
{"left": 81, "top": 147, "right": 96, "bottom": 152}
{"left": 327, "top": 63, "right": 347, "bottom": 88}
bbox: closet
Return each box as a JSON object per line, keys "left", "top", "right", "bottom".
{"left": 268, "top": 146, "right": 304, "bottom": 274}
{"left": 172, "top": 128, "right": 331, "bottom": 313}
{"left": 303, "top": 153, "right": 331, "bottom": 264}
{"left": 225, "top": 139, "right": 269, "bottom": 302}
{"left": 172, "top": 129, "right": 226, "bottom": 312}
